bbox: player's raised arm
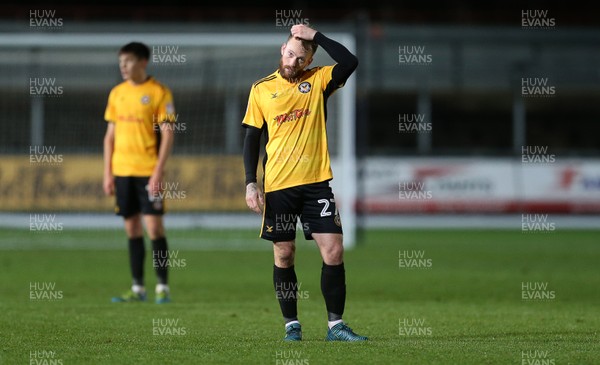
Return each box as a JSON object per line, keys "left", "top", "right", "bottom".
{"left": 291, "top": 24, "right": 358, "bottom": 87}
{"left": 243, "top": 125, "right": 264, "bottom": 214}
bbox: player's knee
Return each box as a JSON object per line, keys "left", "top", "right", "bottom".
{"left": 276, "top": 256, "right": 295, "bottom": 268}
{"left": 322, "top": 242, "right": 344, "bottom": 264}
{"left": 148, "top": 229, "right": 164, "bottom": 241}
{"left": 277, "top": 247, "right": 295, "bottom": 261}
{"left": 144, "top": 216, "right": 165, "bottom": 240}
{"left": 147, "top": 224, "right": 164, "bottom": 239}
{"left": 124, "top": 216, "right": 143, "bottom": 238}
{"left": 126, "top": 229, "right": 143, "bottom": 239}
{"left": 274, "top": 243, "right": 295, "bottom": 267}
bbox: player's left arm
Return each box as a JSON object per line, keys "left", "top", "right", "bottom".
{"left": 149, "top": 124, "right": 174, "bottom": 195}
{"left": 291, "top": 24, "right": 358, "bottom": 87}
{"left": 149, "top": 89, "right": 176, "bottom": 195}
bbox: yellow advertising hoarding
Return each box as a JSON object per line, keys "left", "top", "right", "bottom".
{"left": 0, "top": 155, "right": 247, "bottom": 211}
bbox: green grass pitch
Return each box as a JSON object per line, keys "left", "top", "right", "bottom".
{"left": 1, "top": 228, "right": 598, "bottom": 364}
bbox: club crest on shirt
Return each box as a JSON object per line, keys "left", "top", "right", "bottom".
{"left": 298, "top": 81, "right": 311, "bottom": 93}
{"left": 141, "top": 95, "right": 150, "bottom": 105}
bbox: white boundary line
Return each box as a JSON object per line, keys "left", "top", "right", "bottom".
{"left": 1, "top": 213, "right": 598, "bottom": 230}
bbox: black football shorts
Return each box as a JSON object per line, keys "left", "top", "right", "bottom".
{"left": 261, "top": 181, "right": 343, "bottom": 242}
{"left": 114, "top": 176, "right": 165, "bottom": 217}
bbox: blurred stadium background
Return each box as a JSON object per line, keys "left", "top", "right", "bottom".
{"left": 0, "top": 2, "right": 599, "bottom": 243}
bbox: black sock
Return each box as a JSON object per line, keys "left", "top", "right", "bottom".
{"left": 128, "top": 237, "right": 145, "bottom": 286}
{"left": 321, "top": 262, "right": 346, "bottom": 321}
{"left": 273, "top": 265, "right": 298, "bottom": 323}
{"left": 152, "top": 237, "right": 169, "bottom": 285}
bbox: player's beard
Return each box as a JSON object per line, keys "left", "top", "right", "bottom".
{"left": 278, "top": 59, "right": 302, "bottom": 82}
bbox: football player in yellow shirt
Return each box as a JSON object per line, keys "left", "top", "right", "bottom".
{"left": 103, "top": 42, "right": 175, "bottom": 304}
{"left": 242, "top": 25, "right": 367, "bottom": 341}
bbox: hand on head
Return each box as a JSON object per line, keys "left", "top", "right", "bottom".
{"left": 290, "top": 24, "right": 317, "bottom": 41}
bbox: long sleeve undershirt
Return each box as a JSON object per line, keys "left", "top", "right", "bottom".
{"left": 313, "top": 31, "right": 358, "bottom": 87}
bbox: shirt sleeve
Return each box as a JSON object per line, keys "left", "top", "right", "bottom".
{"left": 241, "top": 85, "right": 265, "bottom": 129}
{"left": 104, "top": 89, "right": 117, "bottom": 123}
{"left": 156, "top": 87, "right": 176, "bottom": 123}
{"left": 318, "top": 65, "right": 336, "bottom": 93}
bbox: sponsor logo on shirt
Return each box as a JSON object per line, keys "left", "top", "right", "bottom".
{"left": 273, "top": 109, "right": 311, "bottom": 126}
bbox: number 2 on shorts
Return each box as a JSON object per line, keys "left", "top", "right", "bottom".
{"left": 318, "top": 198, "right": 337, "bottom": 217}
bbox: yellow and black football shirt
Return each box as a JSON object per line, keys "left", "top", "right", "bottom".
{"left": 242, "top": 66, "right": 342, "bottom": 193}
{"left": 104, "top": 77, "right": 175, "bottom": 177}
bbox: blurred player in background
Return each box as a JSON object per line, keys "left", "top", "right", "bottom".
{"left": 242, "top": 25, "right": 367, "bottom": 341}
{"left": 103, "top": 42, "right": 175, "bottom": 304}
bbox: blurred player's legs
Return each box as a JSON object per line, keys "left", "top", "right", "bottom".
{"left": 111, "top": 213, "right": 147, "bottom": 302}
{"left": 144, "top": 214, "right": 171, "bottom": 304}
{"left": 111, "top": 177, "right": 171, "bottom": 304}
{"left": 124, "top": 214, "right": 146, "bottom": 301}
